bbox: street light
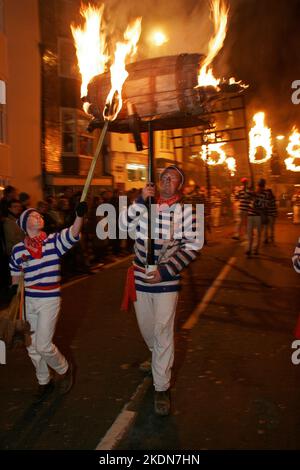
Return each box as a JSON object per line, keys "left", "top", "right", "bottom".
{"left": 276, "top": 135, "right": 285, "bottom": 141}
{"left": 150, "top": 30, "right": 168, "bottom": 47}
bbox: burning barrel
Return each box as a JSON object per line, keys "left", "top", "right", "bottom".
{"left": 85, "top": 53, "right": 214, "bottom": 133}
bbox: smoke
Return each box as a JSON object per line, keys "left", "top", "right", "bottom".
{"left": 92, "top": 0, "right": 213, "bottom": 56}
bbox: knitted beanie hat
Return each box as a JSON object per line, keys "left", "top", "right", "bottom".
{"left": 17, "top": 208, "right": 37, "bottom": 233}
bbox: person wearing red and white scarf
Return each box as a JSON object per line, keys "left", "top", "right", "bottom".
{"left": 121, "top": 165, "right": 202, "bottom": 416}
{"left": 9, "top": 203, "right": 87, "bottom": 402}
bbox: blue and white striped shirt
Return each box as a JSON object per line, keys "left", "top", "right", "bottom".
{"left": 9, "top": 228, "right": 79, "bottom": 298}
{"left": 120, "top": 197, "right": 203, "bottom": 293}
{"left": 292, "top": 239, "right": 300, "bottom": 273}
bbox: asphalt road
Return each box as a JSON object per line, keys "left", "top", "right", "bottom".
{"left": 0, "top": 219, "right": 299, "bottom": 450}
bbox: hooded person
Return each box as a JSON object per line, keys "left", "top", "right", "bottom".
{"left": 9, "top": 202, "right": 87, "bottom": 402}
{"left": 120, "top": 165, "right": 202, "bottom": 416}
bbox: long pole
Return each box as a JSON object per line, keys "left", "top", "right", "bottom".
{"left": 242, "top": 95, "right": 254, "bottom": 188}
{"left": 147, "top": 121, "right": 155, "bottom": 266}
{"left": 80, "top": 121, "right": 109, "bottom": 202}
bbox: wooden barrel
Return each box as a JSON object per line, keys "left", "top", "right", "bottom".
{"left": 86, "top": 53, "right": 210, "bottom": 132}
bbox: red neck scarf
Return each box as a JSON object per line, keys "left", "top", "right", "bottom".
{"left": 156, "top": 193, "right": 181, "bottom": 208}
{"left": 24, "top": 232, "right": 47, "bottom": 259}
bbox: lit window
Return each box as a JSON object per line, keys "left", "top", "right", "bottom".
{"left": 58, "top": 38, "right": 79, "bottom": 79}
{"left": 160, "top": 130, "right": 171, "bottom": 151}
{"left": 126, "top": 163, "right": 146, "bottom": 182}
{"left": 61, "top": 108, "right": 94, "bottom": 157}
{"left": 0, "top": 80, "right": 6, "bottom": 143}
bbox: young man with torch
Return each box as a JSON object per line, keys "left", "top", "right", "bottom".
{"left": 121, "top": 165, "right": 203, "bottom": 416}
{"left": 9, "top": 202, "right": 87, "bottom": 402}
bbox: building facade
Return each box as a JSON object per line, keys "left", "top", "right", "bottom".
{"left": 0, "top": 0, "right": 42, "bottom": 204}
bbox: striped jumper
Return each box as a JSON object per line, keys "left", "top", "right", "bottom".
{"left": 120, "top": 196, "right": 203, "bottom": 293}
{"left": 9, "top": 228, "right": 79, "bottom": 298}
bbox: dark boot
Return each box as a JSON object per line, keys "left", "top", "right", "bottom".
{"left": 57, "top": 363, "right": 74, "bottom": 395}
{"left": 33, "top": 379, "right": 54, "bottom": 403}
{"left": 154, "top": 390, "right": 171, "bottom": 416}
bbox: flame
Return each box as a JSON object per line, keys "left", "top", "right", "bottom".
{"left": 249, "top": 112, "right": 272, "bottom": 164}
{"left": 197, "top": 0, "right": 229, "bottom": 88}
{"left": 104, "top": 17, "right": 142, "bottom": 121}
{"left": 225, "top": 156, "right": 236, "bottom": 175}
{"left": 228, "top": 77, "right": 249, "bottom": 89}
{"left": 285, "top": 127, "right": 300, "bottom": 172}
{"left": 71, "top": 4, "right": 107, "bottom": 98}
{"left": 201, "top": 142, "right": 226, "bottom": 165}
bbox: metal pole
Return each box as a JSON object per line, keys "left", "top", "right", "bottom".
{"left": 147, "top": 121, "right": 155, "bottom": 266}
{"left": 80, "top": 121, "right": 109, "bottom": 202}
{"left": 242, "top": 95, "right": 254, "bottom": 188}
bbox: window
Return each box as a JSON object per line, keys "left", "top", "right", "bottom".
{"left": 126, "top": 163, "right": 146, "bottom": 182}
{"left": 61, "top": 108, "right": 94, "bottom": 156}
{"left": 159, "top": 130, "right": 171, "bottom": 151}
{"left": 58, "top": 38, "right": 79, "bottom": 79}
{"left": 0, "top": 80, "right": 6, "bottom": 143}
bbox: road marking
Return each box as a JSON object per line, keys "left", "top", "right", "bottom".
{"left": 95, "top": 376, "right": 152, "bottom": 450}
{"left": 61, "top": 255, "right": 133, "bottom": 290}
{"left": 96, "top": 410, "right": 136, "bottom": 451}
{"left": 182, "top": 256, "right": 237, "bottom": 330}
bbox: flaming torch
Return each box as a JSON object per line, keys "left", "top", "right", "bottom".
{"left": 249, "top": 112, "right": 272, "bottom": 164}
{"left": 71, "top": 4, "right": 142, "bottom": 201}
{"left": 225, "top": 156, "right": 236, "bottom": 176}
{"left": 103, "top": 18, "right": 142, "bottom": 122}
{"left": 200, "top": 142, "right": 227, "bottom": 165}
{"left": 285, "top": 127, "right": 300, "bottom": 172}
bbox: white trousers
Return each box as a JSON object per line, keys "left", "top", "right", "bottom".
{"left": 234, "top": 211, "right": 248, "bottom": 238}
{"left": 134, "top": 290, "right": 178, "bottom": 392}
{"left": 25, "top": 296, "right": 68, "bottom": 385}
{"left": 247, "top": 215, "right": 262, "bottom": 252}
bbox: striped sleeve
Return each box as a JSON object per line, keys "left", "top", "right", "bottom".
{"left": 54, "top": 227, "right": 80, "bottom": 256}
{"left": 292, "top": 239, "right": 300, "bottom": 273}
{"left": 9, "top": 246, "right": 22, "bottom": 277}
{"left": 159, "top": 204, "right": 203, "bottom": 280}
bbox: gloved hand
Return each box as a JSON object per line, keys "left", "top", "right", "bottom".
{"left": 76, "top": 201, "right": 88, "bottom": 217}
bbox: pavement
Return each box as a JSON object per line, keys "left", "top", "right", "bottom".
{"left": 0, "top": 219, "right": 299, "bottom": 450}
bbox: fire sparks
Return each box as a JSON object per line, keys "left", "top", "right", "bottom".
{"left": 104, "top": 17, "right": 142, "bottom": 121}
{"left": 249, "top": 112, "right": 272, "bottom": 164}
{"left": 201, "top": 142, "right": 227, "bottom": 165}
{"left": 197, "top": 0, "right": 229, "bottom": 88}
{"left": 225, "top": 156, "right": 236, "bottom": 175}
{"left": 71, "top": 4, "right": 107, "bottom": 98}
{"left": 285, "top": 127, "right": 300, "bottom": 172}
